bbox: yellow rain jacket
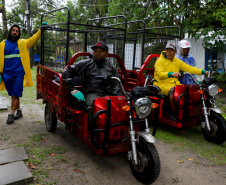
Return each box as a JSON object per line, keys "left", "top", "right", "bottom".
{"left": 153, "top": 51, "right": 203, "bottom": 96}
{"left": 0, "top": 29, "right": 41, "bottom": 91}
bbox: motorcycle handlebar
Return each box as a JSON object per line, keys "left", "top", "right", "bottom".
{"left": 95, "top": 75, "right": 127, "bottom": 97}
{"left": 183, "top": 72, "right": 200, "bottom": 85}
{"left": 208, "top": 70, "right": 215, "bottom": 77}
{"left": 144, "top": 75, "right": 155, "bottom": 86}
{"left": 183, "top": 70, "right": 215, "bottom": 86}
{"left": 111, "top": 77, "right": 127, "bottom": 96}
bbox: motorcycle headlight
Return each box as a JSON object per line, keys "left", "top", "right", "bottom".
{"left": 134, "top": 97, "right": 152, "bottom": 119}
{"left": 207, "top": 84, "right": 219, "bottom": 96}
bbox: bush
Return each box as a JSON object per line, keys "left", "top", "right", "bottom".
{"left": 214, "top": 72, "right": 226, "bottom": 82}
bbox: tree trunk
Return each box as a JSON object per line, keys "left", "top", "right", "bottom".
{"left": 25, "top": 0, "right": 33, "bottom": 68}
{"left": 2, "top": 0, "right": 8, "bottom": 38}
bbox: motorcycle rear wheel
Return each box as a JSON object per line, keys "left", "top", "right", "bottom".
{"left": 201, "top": 111, "right": 226, "bottom": 144}
{"left": 129, "top": 137, "right": 160, "bottom": 184}
{"left": 44, "top": 103, "right": 57, "bottom": 132}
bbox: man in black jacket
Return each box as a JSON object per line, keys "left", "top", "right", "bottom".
{"left": 62, "top": 41, "right": 122, "bottom": 127}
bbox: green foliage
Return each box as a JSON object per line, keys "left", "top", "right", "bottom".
{"left": 6, "top": 1, "right": 26, "bottom": 33}
{"left": 108, "top": 0, "right": 158, "bottom": 29}
{"left": 6, "top": 0, "right": 63, "bottom": 35}
{"left": 70, "top": 0, "right": 109, "bottom": 24}
{"left": 3, "top": 0, "right": 225, "bottom": 52}
{"left": 2, "top": 0, "right": 225, "bottom": 76}
{"left": 215, "top": 73, "right": 226, "bottom": 82}
{"left": 0, "top": 32, "right": 5, "bottom": 41}
{"left": 154, "top": 1, "right": 225, "bottom": 50}
{"left": 108, "top": 0, "right": 225, "bottom": 52}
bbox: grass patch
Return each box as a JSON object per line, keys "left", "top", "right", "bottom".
{"left": 55, "top": 155, "right": 69, "bottom": 163}
{"left": 154, "top": 125, "right": 226, "bottom": 165}
{"left": 16, "top": 133, "right": 67, "bottom": 184}
{"left": 23, "top": 67, "right": 38, "bottom": 99}
{"left": 2, "top": 136, "right": 10, "bottom": 141}
{"left": 17, "top": 133, "right": 46, "bottom": 147}
{"left": 0, "top": 90, "right": 8, "bottom": 96}
{"left": 27, "top": 145, "right": 66, "bottom": 165}
{"left": 221, "top": 113, "right": 226, "bottom": 119}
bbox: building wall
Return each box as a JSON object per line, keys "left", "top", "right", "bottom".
{"left": 124, "top": 43, "right": 142, "bottom": 70}
{"left": 183, "top": 37, "right": 206, "bottom": 70}
{"left": 185, "top": 37, "right": 226, "bottom": 73}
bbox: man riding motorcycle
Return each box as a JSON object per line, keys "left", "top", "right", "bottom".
{"left": 62, "top": 41, "right": 122, "bottom": 128}
{"left": 153, "top": 43, "right": 209, "bottom": 121}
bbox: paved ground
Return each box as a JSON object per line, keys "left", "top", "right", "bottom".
{"left": 0, "top": 147, "right": 33, "bottom": 185}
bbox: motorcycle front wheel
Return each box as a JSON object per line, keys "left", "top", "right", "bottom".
{"left": 129, "top": 137, "right": 160, "bottom": 184}
{"left": 201, "top": 111, "right": 226, "bottom": 145}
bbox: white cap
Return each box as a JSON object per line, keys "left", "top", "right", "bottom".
{"left": 179, "top": 40, "right": 191, "bottom": 48}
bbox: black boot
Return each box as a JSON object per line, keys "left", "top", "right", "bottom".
{"left": 14, "top": 110, "right": 23, "bottom": 120}
{"left": 6, "top": 114, "right": 14, "bottom": 124}
{"left": 170, "top": 111, "right": 178, "bottom": 122}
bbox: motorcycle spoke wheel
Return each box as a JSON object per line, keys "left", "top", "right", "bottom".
{"left": 129, "top": 137, "right": 160, "bottom": 184}
{"left": 45, "top": 103, "right": 57, "bottom": 132}
{"left": 205, "top": 122, "right": 217, "bottom": 136}
{"left": 201, "top": 111, "right": 226, "bottom": 144}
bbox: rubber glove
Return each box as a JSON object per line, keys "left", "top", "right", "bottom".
{"left": 42, "top": 22, "right": 48, "bottom": 25}
{"left": 71, "top": 89, "right": 85, "bottom": 101}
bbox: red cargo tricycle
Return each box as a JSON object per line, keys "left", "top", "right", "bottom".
{"left": 37, "top": 8, "right": 162, "bottom": 184}
{"left": 37, "top": 52, "right": 161, "bottom": 184}
{"left": 134, "top": 54, "right": 226, "bottom": 144}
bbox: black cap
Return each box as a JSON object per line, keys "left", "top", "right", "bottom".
{"left": 165, "top": 43, "right": 176, "bottom": 50}
{"left": 91, "top": 41, "right": 108, "bottom": 52}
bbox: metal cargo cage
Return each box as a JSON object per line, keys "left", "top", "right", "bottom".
{"left": 124, "top": 26, "right": 181, "bottom": 70}
{"left": 40, "top": 7, "right": 181, "bottom": 72}
{"left": 40, "top": 7, "right": 127, "bottom": 72}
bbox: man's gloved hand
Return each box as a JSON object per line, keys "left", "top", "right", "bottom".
{"left": 0, "top": 73, "right": 2, "bottom": 82}
{"left": 71, "top": 89, "right": 85, "bottom": 101}
{"left": 42, "top": 22, "right": 48, "bottom": 25}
